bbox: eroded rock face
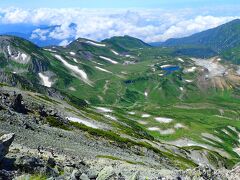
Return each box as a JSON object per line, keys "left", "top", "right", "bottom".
{"left": 0, "top": 133, "right": 15, "bottom": 162}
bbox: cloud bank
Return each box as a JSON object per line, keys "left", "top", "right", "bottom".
{"left": 0, "top": 8, "right": 239, "bottom": 44}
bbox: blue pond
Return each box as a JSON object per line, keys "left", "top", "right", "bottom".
{"left": 161, "top": 66, "right": 180, "bottom": 75}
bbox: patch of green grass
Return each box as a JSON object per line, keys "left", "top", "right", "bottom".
{"left": 70, "top": 121, "right": 197, "bottom": 169}
{"left": 46, "top": 116, "right": 70, "bottom": 131}
{"left": 36, "top": 95, "right": 60, "bottom": 104}
{"left": 29, "top": 174, "right": 47, "bottom": 180}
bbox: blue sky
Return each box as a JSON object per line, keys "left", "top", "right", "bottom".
{"left": 0, "top": 0, "right": 239, "bottom": 9}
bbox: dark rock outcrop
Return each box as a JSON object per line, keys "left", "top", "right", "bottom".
{"left": 0, "top": 133, "right": 15, "bottom": 162}
{"left": 10, "top": 94, "right": 28, "bottom": 114}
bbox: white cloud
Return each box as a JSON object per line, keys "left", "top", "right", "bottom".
{"left": 30, "top": 28, "right": 49, "bottom": 40}
{"left": 0, "top": 8, "right": 239, "bottom": 43}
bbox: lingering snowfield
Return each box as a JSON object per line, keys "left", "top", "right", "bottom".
{"left": 179, "top": 87, "right": 184, "bottom": 91}
{"left": 177, "top": 57, "right": 184, "bottom": 62}
{"left": 142, "top": 114, "right": 151, "bottom": 118}
{"left": 148, "top": 127, "right": 175, "bottom": 135}
{"left": 148, "top": 127, "right": 160, "bottom": 131}
{"left": 228, "top": 126, "right": 239, "bottom": 134}
{"left": 125, "top": 55, "right": 135, "bottom": 59}
{"left": 69, "top": 87, "right": 76, "bottom": 91}
{"left": 95, "top": 107, "right": 112, "bottom": 113}
{"left": 192, "top": 58, "right": 226, "bottom": 77}
{"left": 160, "top": 129, "right": 175, "bottom": 135}
{"left": 54, "top": 55, "right": 90, "bottom": 84}
{"left": 202, "top": 133, "right": 223, "bottom": 143}
{"left": 67, "top": 117, "right": 98, "bottom": 129}
{"left": 144, "top": 91, "right": 148, "bottom": 97}
{"left": 8, "top": 46, "right": 30, "bottom": 63}
{"left": 111, "top": 49, "right": 119, "bottom": 55}
{"left": 72, "top": 58, "right": 78, "bottom": 63}
{"left": 160, "top": 64, "right": 172, "bottom": 68}
{"left": 69, "top": 52, "right": 76, "bottom": 55}
{"left": 38, "top": 73, "right": 52, "bottom": 87}
{"left": 222, "top": 129, "right": 230, "bottom": 135}
{"left": 155, "top": 117, "right": 173, "bottom": 123}
{"left": 185, "top": 79, "right": 193, "bottom": 83}
{"left": 99, "top": 56, "right": 118, "bottom": 64}
{"left": 92, "top": 61, "right": 104, "bottom": 66}
{"left": 169, "top": 138, "right": 209, "bottom": 149}
{"left": 95, "top": 66, "right": 112, "bottom": 73}
{"left": 86, "top": 41, "right": 106, "bottom": 47}
{"left": 7, "top": 45, "right": 11, "bottom": 55}
{"left": 128, "top": 111, "right": 136, "bottom": 115}
{"left": 21, "top": 53, "right": 28, "bottom": 61}
{"left": 184, "top": 67, "right": 197, "bottom": 73}
{"left": 104, "top": 114, "right": 117, "bottom": 121}
{"left": 44, "top": 48, "right": 57, "bottom": 53}
{"left": 174, "top": 123, "right": 186, "bottom": 129}
{"left": 138, "top": 120, "right": 148, "bottom": 125}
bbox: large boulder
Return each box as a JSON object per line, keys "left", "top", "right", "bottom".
{"left": 11, "top": 94, "right": 28, "bottom": 114}
{"left": 0, "top": 133, "right": 15, "bottom": 162}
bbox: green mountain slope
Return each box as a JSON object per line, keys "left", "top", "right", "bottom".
{"left": 0, "top": 35, "right": 240, "bottom": 169}
{"left": 102, "top": 35, "right": 151, "bottom": 52}
{"left": 162, "top": 19, "right": 240, "bottom": 52}
{"left": 161, "top": 19, "right": 240, "bottom": 63}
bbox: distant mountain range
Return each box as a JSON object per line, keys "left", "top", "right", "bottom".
{"left": 159, "top": 19, "right": 240, "bottom": 63}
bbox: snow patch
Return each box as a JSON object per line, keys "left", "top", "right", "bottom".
{"left": 180, "top": 87, "right": 184, "bottom": 91}
{"left": 44, "top": 48, "right": 57, "bottom": 53}
{"left": 86, "top": 41, "right": 106, "bottom": 47}
{"left": 142, "top": 114, "right": 151, "bottom": 118}
{"left": 144, "top": 91, "right": 148, "bottom": 97}
{"left": 160, "top": 64, "right": 172, "bottom": 68}
{"left": 125, "top": 55, "right": 135, "bottom": 59}
{"left": 160, "top": 129, "right": 175, "bottom": 135}
{"left": 67, "top": 117, "right": 98, "bottom": 129}
{"left": 38, "top": 73, "right": 52, "bottom": 88}
{"left": 202, "top": 133, "right": 223, "bottom": 143}
{"left": 111, "top": 50, "right": 119, "bottom": 55}
{"left": 95, "top": 107, "right": 112, "bottom": 113}
{"left": 21, "top": 53, "right": 28, "bottom": 61}
{"left": 99, "top": 56, "right": 118, "bottom": 64}
{"left": 148, "top": 127, "right": 175, "bottom": 135}
{"left": 155, "top": 117, "right": 173, "bottom": 123}
{"left": 177, "top": 57, "right": 184, "bottom": 62}
{"left": 95, "top": 66, "right": 112, "bottom": 73}
{"left": 185, "top": 79, "right": 193, "bottom": 83}
{"left": 72, "top": 58, "right": 78, "bottom": 63}
{"left": 138, "top": 120, "right": 148, "bottom": 125}
{"left": 54, "top": 55, "right": 90, "bottom": 84}
{"left": 184, "top": 67, "right": 196, "bottom": 73}
{"left": 148, "top": 127, "right": 160, "bottom": 131}
{"left": 128, "top": 111, "right": 136, "bottom": 115}
{"left": 104, "top": 114, "right": 117, "bottom": 121}
{"left": 69, "top": 87, "right": 76, "bottom": 91}
{"left": 69, "top": 52, "right": 76, "bottom": 56}
{"left": 174, "top": 123, "right": 186, "bottom": 129}
{"left": 7, "top": 45, "right": 11, "bottom": 55}
{"left": 227, "top": 126, "right": 239, "bottom": 134}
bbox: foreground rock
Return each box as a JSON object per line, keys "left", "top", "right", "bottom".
{"left": 0, "top": 133, "right": 15, "bottom": 162}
